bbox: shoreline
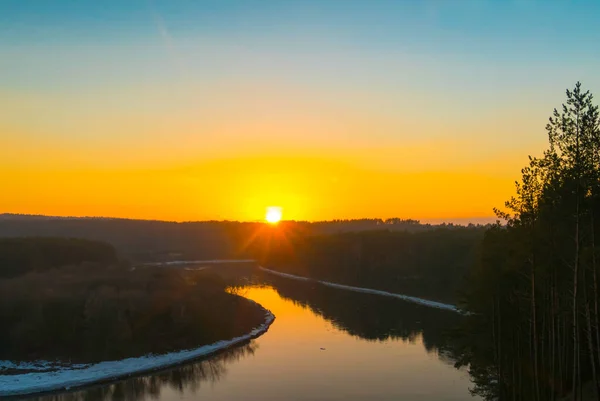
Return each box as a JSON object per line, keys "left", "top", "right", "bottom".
{"left": 142, "top": 259, "right": 255, "bottom": 266}
{"left": 137, "top": 258, "right": 460, "bottom": 312}
{"left": 0, "top": 303, "right": 275, "bottom": 397}
{"left": 259, "top": 266, "right": 460, "bottom": 313}
{"left": 1, "top": 259, "right": 459, "bottom": 396}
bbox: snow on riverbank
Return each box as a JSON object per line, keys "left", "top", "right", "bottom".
{"left": 0, "top": 309, "right": 275, "bottom": 397}
{"left": 144, "top": 259, "right": 460, "bottom": 313}
{"left": 143, "top": 259, "right": 255, "bottom": 266}
{"left": 259, "top": 266, "right": 460, "bottom": 313}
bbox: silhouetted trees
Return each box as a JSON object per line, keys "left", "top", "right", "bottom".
{"left": 0, "top": 216, "right": 485, "bottom": 263}
{"left": 0, "top": 262, "right": 267, "bottom": 363}
{"left": 245, "top": 226, "right": 485, "bottom": 303}
{"left": 458, "top": 82, "right": 600, "bottom": 400}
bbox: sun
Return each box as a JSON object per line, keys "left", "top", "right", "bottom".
{"left": 265, "top": 206, "right": 283, "bottom": 224}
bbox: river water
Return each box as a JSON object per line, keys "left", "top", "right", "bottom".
{"left": 24, "top": 274, "right": 479, "bottom": 401}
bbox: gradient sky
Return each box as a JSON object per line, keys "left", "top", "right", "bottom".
{"left": 2, "top": 0, "right": 600, "bottom": 222}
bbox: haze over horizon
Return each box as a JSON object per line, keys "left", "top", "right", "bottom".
{"left": 3, "top": 0, "right": 600, "bottom": 222}
{"left": 0, "top": 212, "right": 496, "bottom": 226}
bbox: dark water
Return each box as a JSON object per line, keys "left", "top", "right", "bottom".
{"left": 24, "top": 276, "right": 479, "bottom": 401}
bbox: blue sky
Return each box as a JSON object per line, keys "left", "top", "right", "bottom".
{"left": 3, "top": 1, "right": 599, "bottom": 49}
{"left": 3, "top": 1, "right": 599, "bottom": 97}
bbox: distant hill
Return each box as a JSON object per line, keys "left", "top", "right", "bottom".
{"left": 0, "top": 214, "right": 237, "bottom": 262}
{"left": 0, "top": 214, "right": 491, "bottom": 262}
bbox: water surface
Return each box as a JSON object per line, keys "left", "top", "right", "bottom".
{"left": 24, "top": 277, "right": 478, "bottom": 401}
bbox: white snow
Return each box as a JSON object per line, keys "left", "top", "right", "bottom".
{"left": 143, "top": 259, "right": 255, "bottom": 266}
{"left": 143, "top": 259, "right": 461, "bottom": 312}
{"left": 0, "top": 361, "right": 89, "bottom": 372}
{"left": 259, "top": 268, "right": 311, "bottom": 282}
{"left": 0, "top": 310, "right": 274, "bottom": 397}
{"left": 259, "top": 266, "right": 460, "bottom": 313}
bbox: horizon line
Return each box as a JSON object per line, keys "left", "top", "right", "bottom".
{"left": 0, "top": 212, "right": 498, "bottom": 226}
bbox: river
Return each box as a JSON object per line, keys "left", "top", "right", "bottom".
{"left": 22, "top": 273, "right": 479, "bottom": 401}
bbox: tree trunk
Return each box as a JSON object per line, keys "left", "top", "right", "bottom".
{"left": 573, "top": 217, "right": 580, "bottom": 401}
{"left": 574, "top": 118, "right": 582, "bottom": 401}
{"left": 552, "top": 283, "right": 557, "bottom": 401}
{"left": 559, "top": 313, "right": 564, "bottom": 394}
{"left": 498, "top": 297, "right": 504, "bottom": 399}
{"left": 586, "top": 294, "right": 599, "bottom": 400}
{"left": 573, "top": 98, "right": 584, "bottom": 401}
{"left": 592, "top": 211, "right": 600, "bottom": 400}
{"left": 512, "top": 359, "right": 517, "bottom": 401}
{"left": 532, "top": 256, "right": 541, "bottom": 401}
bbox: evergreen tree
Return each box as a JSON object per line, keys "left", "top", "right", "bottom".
{"left": 459, "top": 83, "right": 600, "bottom": 400}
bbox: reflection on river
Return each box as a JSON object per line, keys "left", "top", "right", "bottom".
{"left": 23, "top": 274, "right": 479, "bottom": 401}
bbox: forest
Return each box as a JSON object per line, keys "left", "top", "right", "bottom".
{"left": 0, "top": 217, "right": 487, "bottom": 303}
{"left": 456, "top": 83, "right": 600, "bottom": 401}
{"left": 0, "top": 215, "right": 482, "bottom": 262}
{"left": 0, "top": 237, "right": 118, "bottom": 278}
{"left": 0, "top": 239, "right": 267, "bottom": 364}
{"left": 241, "top": 225, "right": 485, "bottom": 303}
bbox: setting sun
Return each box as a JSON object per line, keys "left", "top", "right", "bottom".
{"left": 265, "top": 207, "right": 283, "bottom": 224}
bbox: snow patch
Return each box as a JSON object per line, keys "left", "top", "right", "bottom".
{"left": 143, "top": 259, "right": 254, "bottom": 266}
{"left": 141, "top": 260, "right": 459, "bottom": 312}
{"left": 0, "top": 361, "right": 89, "bottom": 372}
{"left": 0, "top": 310, "right": 274, "bottom": 397}
{"left": 259, "top": 266, "right": 460, "bottom": 313}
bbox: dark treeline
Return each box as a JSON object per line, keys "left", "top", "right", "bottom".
{"left": 302, "top": 218, "right": 433, "bottom": 234}
{"left": 0, "top": 248, "right": 267, "bottom": 363}
{"left": 239, "top": 226, "right": 485, "bottom": 303}
{"left": 0, "top": 215, "right": 484, "bottom": 263}
{"left": 458, "top": 83, "right": 600, "bottom": 400}
{"left": 0, "top": 218, "right": 240, "bottom": 262}
{"left": 0, "top": 237, "right": 117, "bottom": 278}
{"left": 0, "top": 216, "right": 487, "bottom": 304}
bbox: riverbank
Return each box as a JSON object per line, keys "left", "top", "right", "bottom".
{"left": 132, "top": 260, "right": 461, "bottom": 312}
{"left": 259, "top": 266, "right": 460, "bottom": 312}
{"left": 0, "top": 305, "right": 274, "bottom": 397}
{"left": 1, "top": 262, "right": 272, "bottom": 362}
{"left": 0, "top": 247, "right": 276, "bottom": 397}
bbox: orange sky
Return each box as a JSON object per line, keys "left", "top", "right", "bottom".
{"left": 3, "top": 1, "right": 599, "bottom": 223}
{"left": 1, "top": 150, "right": 518, "bottom": 222}
{"left": 0, "top": 78, "right": 552, "bottom": 222}
{"left": 1, "top": 75, "right": 546, "bottom": 223}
